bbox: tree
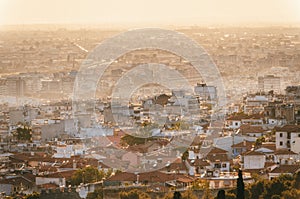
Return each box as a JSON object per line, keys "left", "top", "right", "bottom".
{"left": 236, "top": 170, "right": 245, "bottom": 199}
{"left": 86, "top": 188, "right": 103, "bottom": 199}
{"left": 249, "top": 180, "right": 264, "bottom": 199}
{"left": 216, "top": 190, "right": 225, "bottom": 199}
{"left": 255, "top": 136, "right": 265, "bottom": 147}
{"left": 262, "top": 174, "right": 294, "bottom": 199}
{"left": 71, "top": 166, "right": 105, "bottom": 186}
{"left": 270, "top": 195, "right": 281, "bottom": 199}
{"left": 25, "top": 192, "right": 40, "bottom": 199}
{"left": 225, "top": 192, "right": 236, "bottom": 199}
{"left": 14, "top": 124, "right": 32, "bottom": 141}
{"left": 173, "top": 191, "right": 182, "bottom": 199}
{"left": 181, "top": 190, "right": 197, "bottom": 199}
{"left": 181, "top": 150, "right": 189, "bottom": 161}
{"left": 281, "top": 189, "right": 300, "bottom": 199}
{"left": 202, "top": 181, "right": 213, "bottom": 199}
{"left": 119, "top": 189, "right": 150, "bottom": 199}
{"left": 293, "top": 171, "right": 300, "bottom": 189}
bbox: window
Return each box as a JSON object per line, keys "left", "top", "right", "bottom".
{"left": 279, "top": 133, "right": 283, "bottom": 137}
{"left": 298, "top": 134, "right": 300, "bottom": 137}
{"left": 222, "top": 163, "right": 227, "bottom": 168}
{"left": 235, "top": 122, "right": 239, "bottom": 126}
{"left": 280, "top": 141, "right": 283, "bottom": 146}
{"left": 214, "top": 163, "right": 221, "bottom": 168}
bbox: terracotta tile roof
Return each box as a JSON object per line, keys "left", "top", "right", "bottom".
{"left": 165, "top": 158, "right": 187, "bottom": 171}
{"left": 0, "top": 176, "right": 34, "bottom": 186}
{"left": 275, "top": 125, "right": 300, "bottom": 133}
{"left": 38, "top": 183, "right": 59, "bottom": 189}
{"left": 38, "top": 165, "right": 58, "bottom": 172}
{"left": 106, "top": 171, "right": 184, "bottom": 183}
{"left": 243, "top": 150, "right": 265, "bottom": 156}
{"left": 261, "top": 143, "right": 276, "bottom": 151}
{"left": 193, "top": 159, "right": 210, "bottom": 167}
{"left": 208, "top": 147, "right": 228, "bottom": 155}
{"left": 22, "top": 173, "right": 36, "bottom": 183}
{"left": 243, "top": 169, "right": 264, "bottom": 174}
{"left": 274, "top": 150, "right": 298, "bottom": 155}
{"left": 40, "top": 170, "right": 76, "bottom": 180}
{"left": 240, "top": 124, "right": 265, "bottom": 134}
{"left": 227, "top": 113, "right": 263, "bottom": 121}
{"left": 231, "top": 140, "right": 255, "bottom": 148}
{"left": 205, "top": 147, "right": 229, "bottom": 162}
{"left": 264, "top": 162, "right": 277, "bottom": 168}
{"left": 127, "top": 140, "right": 168, "bottom": 153}
{"left": 106, "top": 172, "right": 135, "bottom": 182}
{"left": 176, "top": 176, "right": 195, "bottom": 183}
{"left": 190, "top": 136, "right": 205, "bottom": 146}
{"left": 270, "top": 165, "right": 300, "bottom": 174}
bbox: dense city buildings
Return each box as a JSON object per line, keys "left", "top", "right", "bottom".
{"left": 0, "top": 26, "right": 299, "bottom": 198}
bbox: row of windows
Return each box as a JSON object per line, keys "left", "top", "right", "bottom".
{"left": 279, "top": 133, "right": 300, "bottom": 138}
{"left": 214, "top": 163, "right": 228, "bottom": 168}
{"left": 279, "top": 140, "right": 291, "bottom": 146}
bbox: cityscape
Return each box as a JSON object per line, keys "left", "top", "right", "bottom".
{"left": 0, "top": 1, "right": 300, "bottom": 199}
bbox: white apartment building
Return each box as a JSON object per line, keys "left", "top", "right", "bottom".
{"left": 275, "top": 125, "right": 300, "bottom": 153}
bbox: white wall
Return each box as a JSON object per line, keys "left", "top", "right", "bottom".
{"left": 244, "top": 155, "right": 265, "bottom": 169}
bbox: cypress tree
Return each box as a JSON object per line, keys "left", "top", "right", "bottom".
{"left": 237, "top": 170, "right": 245, "bottom": 199}
{"left": 217, "top": 190, "right": 225, "bottom": 199}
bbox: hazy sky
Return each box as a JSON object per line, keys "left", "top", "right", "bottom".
{"left": 0, "top": 0, "right": 300, "bottom": 26}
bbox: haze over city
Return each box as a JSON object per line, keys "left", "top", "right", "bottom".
{"left": 0, "top": 1, "right": 300, "bottom": 199}
{"left": 0, "top": 0, "right": 300, "bottom": 27}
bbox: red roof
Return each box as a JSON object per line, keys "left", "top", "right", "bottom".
{"left": 106, "top": 171, "right": 188, "bottom": 183}
{"left": 243, "top": 150, "right": 264, "bottom": 156}
{"left": 231, "top": 140, "right": 255, "bottom": 148}
{"left": 270, "top": 165, "right": 300, "bottom": 174}
{"left": 274, "top": 150, "right": 298, "bottom": 155}
{"left": 240, "top": 124, "right": 265, "bottom": 134}
{"left": 39, "top": 170, "right": 76, "bottom": 180}
{"left": 275, "top": 125, "right": 300, "bottom": 133}
{"left": 227, "top": 113, "right": 263, "bottom": 121}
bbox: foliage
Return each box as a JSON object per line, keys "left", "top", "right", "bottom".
{"left": 163, "top": 190, "right": 197, "bottom": 199}
{"left": 262, "top": 174, "right": 294, "bottom": 199}
{"left": 105, "top": 168, "right": 113, "bottom": 179}
{"left": 294, "top": 171, "right": 300, "bottom": 189}
{"left": 255, "top": 136, "right": 265, "bottom": 147}
{"left": 25, "top": 192, "right": 40, "bottom": 199}
{"left": 181, "top": 190, "right": 197, "bottom": 199}
{"left": 119, "top": 189, "right": 150, "bottom": 199}
{"left": 71, "top": 166, "right": 105, "bottom": 186}
{"left": 173, "top": 191, "right": 182, "bottom": 199}
{"left": 191, "top": 179, "right": 207, "bottom": 190}
{"left": 120, "top": 134, "right": 156, "bottom": 146}
{"left": 281, "top": 188, "right": 300, "bottom": 199}
{"left": 202, "top": 180, "right": 213, "bottom": 199}
{"left": 270, "top": 195, "right": 281, "bottom": 199}
{"left": 249, "top": 180, "right": 265, "bottom": 199}
{"left": 86, "top": 188, "right": 103, "bottom": 199}
{"left": 14, "top": 125, "right": 32, "bottom": 141}
{"left": 237, "top": 170, "right": 245, "bottom": 199}
{"left": 246, "top": 172, "right": 300, "bottom": 199}
{"left": 216, "top": 190, "right": 225, "bottom": 199}
{"left": 225, "top": 192, "right": 236, "bottom": 199}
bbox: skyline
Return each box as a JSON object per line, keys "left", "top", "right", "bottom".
{"left": 0, "top": 0, "right": 300, "bottom": 26}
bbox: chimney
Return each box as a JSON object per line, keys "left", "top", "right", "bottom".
{"left": 243, "top": 140, "right": 246, "bottom": 147}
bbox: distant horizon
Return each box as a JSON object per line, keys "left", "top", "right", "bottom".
{"left": 0, "top": 0, "right": 300, "bottom": 29}
{"left": 1, "top": 21, "right": 300, "bottom": 31}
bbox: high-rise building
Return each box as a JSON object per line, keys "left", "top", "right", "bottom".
{"left": 258, "top": 75, "right": 281, "bottom": 93}
{"left": 194, "top": 83, "right": 217, "bottom": 101}
{"left": 6, "top": 76, "right": 25, "bottom": 97}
